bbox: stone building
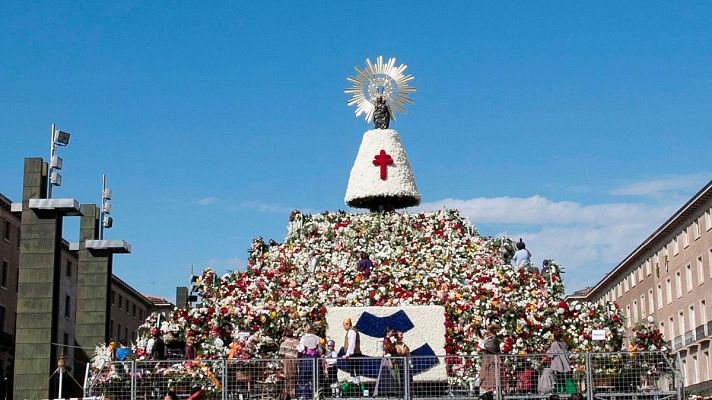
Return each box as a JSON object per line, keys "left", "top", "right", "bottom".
{"left": 0, "top": 191, "right": 171, "bottom": 399}
{"left": 569, "top": 180, "right": 712, "bottom": 391}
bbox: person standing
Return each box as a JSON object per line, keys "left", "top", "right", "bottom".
{"left": 297, "top": 325, "right": 322, "bottom": 399}
{"left": 149, "top": 328, "right": 165, "bottom": 361}
{"left": 115, "top": 339, "right": 132, "bottom": 361}
{"left": 395, "top": 331, "right": 411, "bottom": 394}
{"left": 479, "top": 324, "right": 507, "bottom": 398}
{"left": 547, "top": 332, "right": 571, "bottom": 393}
{"left": 341, "top": 318, "right": 362, "bottom": 384}
{"left": 374, "top": 327, "right": 399, "bottom": 397}
{"left": 512, "top": 239, "right": 531, "bottom": 268}
{"left": 323, "top": 340, "right": 340, "bottom": 397}
{"left": 280, "top": 330, "right": 300, "bottom": 400}
{"left": 356, "top": 252, "right": 373, "bottom": 277}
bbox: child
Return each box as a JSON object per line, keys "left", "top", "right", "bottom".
{"left": 323, "top": 340, "right": 340, "bottom": 397}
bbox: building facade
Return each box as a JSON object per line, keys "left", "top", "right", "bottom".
{"left": 0, "top": 192, "right": 171, "bottom": 398}
{"left": 570, "top": 181, "right": 712, "bottom": 391}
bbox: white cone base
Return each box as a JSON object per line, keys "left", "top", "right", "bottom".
{"left": 344, "top": 129, "right": 421, "bottom": 210}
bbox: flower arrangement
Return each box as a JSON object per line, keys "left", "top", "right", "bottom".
{"left": 94, "top": 209, "right": 627, "bottom": 389}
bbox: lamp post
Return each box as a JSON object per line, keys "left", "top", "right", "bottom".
{"left": 48, "top": 123, "right": 71, "bottom": 198}
{"left": 100, "top": 174, "right": 113, "bottom": 239}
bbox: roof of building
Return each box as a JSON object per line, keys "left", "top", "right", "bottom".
{"left": 112, "top": 274, "right": 155, "bottom": 307}
{"left": 569, "top": 179, "right": 712, "bottom": 300}
{"left": 143, "top": 294, "right": 174, "bottom": 308}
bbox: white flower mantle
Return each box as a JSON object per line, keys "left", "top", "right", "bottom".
{"left": 345, "top": 129, "right": 420, "bottom": 208}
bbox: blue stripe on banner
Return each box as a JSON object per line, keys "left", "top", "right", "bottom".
{"left": 354, "top": 310, "right": 415, "bottom": 337}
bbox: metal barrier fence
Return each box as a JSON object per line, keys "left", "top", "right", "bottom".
{"left": 85, "top": 351, "right": 682, "bottom": 400}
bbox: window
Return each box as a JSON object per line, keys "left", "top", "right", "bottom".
{"left": 626, "top": 305, "right": 631, "bottom": 327}
{"left": 640, "top": 295, "right": 646, "bottom": 317}
{"left": 676, "top": 271, "right": 682, "bottom": 298}
{"left": 693, "top": 354, "right": 700, "bottom": 385}
{"left": 701, "top": 300, "right": 707, "bottom": 327}
{"left": 686, "top": 264, "right": 693, "bottom": 292}
{"left": 666, "top": 279, "right": 672, "bottom": 304}
{"left": 660, "top": 322, "right": 665, "bottom": 339}
{"left": 0, "top": 306, "right": 5, "bottom": 333}
{"left": 657, "top": 285, "right": 663, "bottom": 310}
{"left": 706, "top": 209, "right": 712, "bottom": 231}
{"left": 124, "top": 327, "right": 128, "bottom": 340}
{"left": 139, "top": 309, "right": 144, "bottom": 320}
{"left": 679, "top": 311, "right": 685, "bottom": 336}
{"left": 3, "top": 220, "right": 10, "bottom": 241}
{"left": 132, "top": 304, "right": 136, "bottom": 317}
{"left": 63, "top": 332, "right": 69, "bottom": 346}
{"left": 112, "top": 290, "right": 115, "bottom": 304}
{"left": 64, "top": 295, "right": 71, "bottom": 318}
{"left": 646, "top": 260, "right": 652, "bottom": 276}
{"left": 669, "top": 317, "right": 674, "bottom": 340}
{"left": 673, "top": 237, "right": 679, "bottom": 255}
{"left": 698, "top": 256, "right": 705, "bottom": 285}
{"left": 125, "top": 300, "right": 130, "bottom": 314}
{"left": 664, "top": 252, "right": 670, "bottom": 272}
{"left": 110, "top": 320, "right": 114, "bottom": 337}
{"left": 683, "top": 228, "right": 690, "bottom": 249}
{"left": 1, "top": 260, "right": 8, "bottom": 288}
{"left": 618, "top": 282, "right": 623, "bottom": 297}
{"left": 638, "top": 265, "right": 644, "bottom": 281}
{"left": 624, "top": 277, "right": 630, "bottom": 292}
{"left": 704, "top": 351, "right": 710, "bottom": 382}
{"left": 648, "top": 289, "right": 654, "bottom": 314}
{"left": 631, "top": 271, "right": 637, "bottom": 287}
{"left": 119, "top": 294, "right": 123, "bottom": 310}
{"left": 118, "top": 323, "right": 122, "bottom": 339}
{"left": 694, "top": 220, "right": 701, "bottom": 240}
{"left": 689, "top": 304, "right": 696, "bottom": 332}
{"left": 66, "top": 260, "right": 72, "bottom": 278}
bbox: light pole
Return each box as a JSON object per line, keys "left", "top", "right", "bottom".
{"left": 48, "top": 123, "right": 71, "bottom": 198}
{"left": 100, "top": 174, "right": 113, "bottom": 239}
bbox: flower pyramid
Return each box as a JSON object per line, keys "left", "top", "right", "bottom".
{"left": 138, "top": 209, "right": 625, "bottom": 361}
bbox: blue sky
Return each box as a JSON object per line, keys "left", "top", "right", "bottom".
{"left": 2, "top": 2, "right": 711, "bottom": 300}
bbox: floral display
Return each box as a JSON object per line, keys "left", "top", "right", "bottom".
{"left": 630, "top": 317, "right": 668, "bottom": 353}
{"left": 94, "top": 209, "right": 629, "bottom": 392}
{"left": 134, "top": 210, "right": 625, "bottom": 358}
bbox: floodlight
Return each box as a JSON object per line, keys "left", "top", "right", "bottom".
{"left": 102, "top": 203, "right": 112, "bottom": 214}
{"left": 103, "top": 215, "right": 113, "bottom": 229}
{"left": 54, "top": 130, "right": 71, "bottom": 146}
{"left": 103, "top": 188, "right": 112, "bottom": 200}
{"left": 50, "top": 155, "right": 63, "bottom": 170}
{"left": 50, "top": 171, "right": 62, "bottom": 186}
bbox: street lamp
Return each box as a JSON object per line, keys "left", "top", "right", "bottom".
{"left": 100, "top": 174, "right": 114, "bottom": 239}
{"left": 48, "top": 123, "right": 71, "bottom": 198}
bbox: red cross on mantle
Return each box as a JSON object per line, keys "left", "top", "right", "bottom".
{"left": 372, "top": 149, "right": 394, "bottom": 180}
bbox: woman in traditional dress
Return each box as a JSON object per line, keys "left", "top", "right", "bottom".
{"left": 374, "top": 327, "right": 401, "bottom": 397}
{"left": 479, "top": 324, "right": 507, "bottom": 399}
{"left": 296, "top": 325, "right": 322, "bottom": 399}
{"left": 395, "top": 331, "right": 411, "bottom": 395}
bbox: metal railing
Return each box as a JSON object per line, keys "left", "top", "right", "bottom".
{"left": 85, "top": 351, "right": 682, "bottom": 400}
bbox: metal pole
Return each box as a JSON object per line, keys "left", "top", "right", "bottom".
{"left": 131, "top": 360, "right": 137, "bottom": 400}
{"left": 48, "top": 123, "right": 55, "bottom": 198}
{"left": 585, "top": 353, "right": 593, "bottom": 400}
{"left": 100, "top": 174, "right": 106, "bottom": 239}
{"left": 58, "top": 368, "right": 63, "bottom": 399}
{"left": 222, "top": 359, "right": 228, "bottom": 400}
{"left": 83, "top": 363, "right": 90, "bottom": 396}
{"left": 494, "top": 355, "right": 501, "bottom": 400}
{"left": 404, "top": 357, "right": 410, "bottom": 400}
